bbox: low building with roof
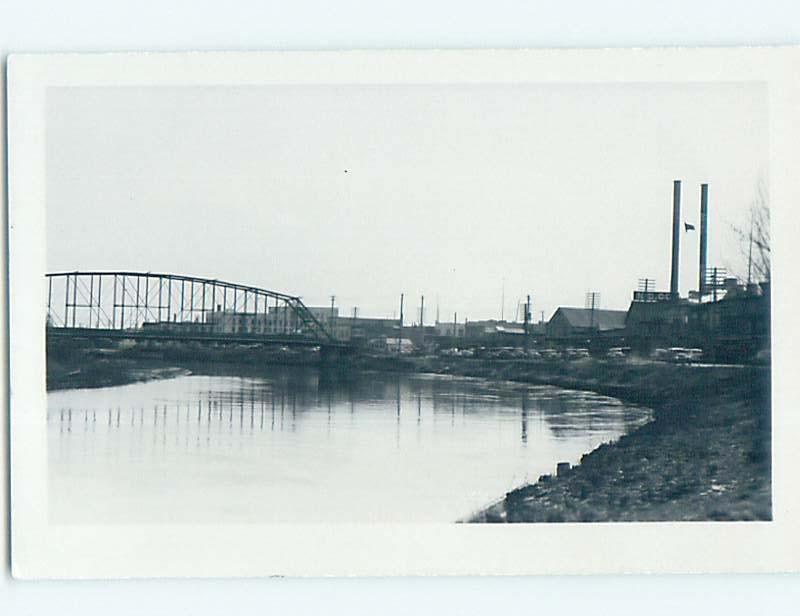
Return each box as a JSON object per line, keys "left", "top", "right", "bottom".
{"left": 546, "top": 307, "right": 628, "bottom": 340}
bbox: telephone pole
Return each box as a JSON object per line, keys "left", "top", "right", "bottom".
{"left": 747, "top": 210, "right": 754, "bottom": 286}
{"left": 330, "top": 295, "right": 336, "bottom": 339}
{"left": 524, "top": 294, "right": 531, "bottom": 349}
{"left": 351, "top": 306, "right": 358, "bottom": 339}
{"left": 585, "top": 291, "right": 600, "bottom": 331}
{"left": 398, "top": 293, "right": 404, "bottom": 353}
{"left": 420, "top": 295, "right": 425, "bottom": 346}
{"left": 500, "top": 278, "right": 505, "bottom": 321}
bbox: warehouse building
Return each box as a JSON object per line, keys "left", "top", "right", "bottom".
{"left": 546, "top": 307, "right": 627, "bottom": 340}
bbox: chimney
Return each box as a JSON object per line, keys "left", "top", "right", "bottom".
{"left": 699, "top": 184, "right": 709, "bottom": 300}
{"left": 670, "top": 180, "right": 681, "bottom": 297}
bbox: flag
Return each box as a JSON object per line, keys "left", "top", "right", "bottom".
{"left": 684, "top": 222, "right": 696, "bottom": 232}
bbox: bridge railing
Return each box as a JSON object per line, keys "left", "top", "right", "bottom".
{"left": 46, "top": 271, "right": 336, "bottom": 343}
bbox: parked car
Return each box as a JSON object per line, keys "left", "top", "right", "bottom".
{"left": 652, "top": 348, "right": 672, "bottom": 361}
{"left": 606, "top": 346, "right": 632, "bottom": 360}
{"left": 564, "top": 347, "right": 590, "bottom": 359}
{"left": 652, "top": 347, "right": 703, "bottom": 363}
{"left": 496, "top": 348, "right": 515, "bottom": 360}
{"left": 674, "top": 348, "right": 703, "bottom": 363}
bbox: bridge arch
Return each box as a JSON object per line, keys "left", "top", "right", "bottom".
{"left": 46, "top": 271, "right": 336, "bottom": 343}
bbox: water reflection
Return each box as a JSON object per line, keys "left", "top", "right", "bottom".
{"left": 47, "top": 367, "right": 651, "bottom": 523}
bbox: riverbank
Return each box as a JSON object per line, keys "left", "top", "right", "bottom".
{"left": 47, "top": 354, "right": 190, "bottom": 391}
{"left": 453, "top": 359, "right": 771, "bottom": 522}
{"left": 46, "top": 343, "right": 322, "bottom": 391}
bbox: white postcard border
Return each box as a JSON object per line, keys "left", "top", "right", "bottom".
{"left": 8, "top": 47, "right": 800, "bottom": 578}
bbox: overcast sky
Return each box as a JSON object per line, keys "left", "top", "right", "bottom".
{"left": 46, "top": 82, "right": 768, "bottom": 322}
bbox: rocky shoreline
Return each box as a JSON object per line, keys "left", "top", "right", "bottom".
{"left": 455, "top": 359, "right": 772, "bottom": 522}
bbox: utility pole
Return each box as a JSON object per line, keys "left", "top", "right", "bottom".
{"left": 712, "top": 267, "right": 719, "bottom": 303}
{"left": 500, "top": 278, "right": 505, "bottom": 322}
{"left": 524, "top": 295, "right": 531, "bottom": 349}
{"left": 420, "top": 295, "right": 425, "bottom": 346}
{"left": 586, "top": 292, "right": 600, "bottom": 331}
{"left": 747, "top": 210, "right": 754, "bottom": 286}
{"left": 398, "top": 293, "right": 404, "bottom": 354}
{"left": 637, "top": 278, "right": 656, "bottom": 300}
{"left": 330, "top": 295, "right": 336, "bottom": 339}
{"left": 453, "top": 312, "right": 458, "bottom": 340}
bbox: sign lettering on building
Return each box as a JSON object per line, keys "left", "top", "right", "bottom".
{"left": 633, "top": 291, "right": 674, "bottom": 303}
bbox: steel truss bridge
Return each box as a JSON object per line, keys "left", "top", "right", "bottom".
{"left": 46, "top": 271, "right": 346, "bottom": 348}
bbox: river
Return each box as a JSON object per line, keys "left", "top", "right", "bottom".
{"left": 47, "top": 366, "right": 652, "bottom": 523}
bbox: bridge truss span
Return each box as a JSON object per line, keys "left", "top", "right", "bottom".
{"left": 45, "top": 271, "right": 337, "bottom": 344}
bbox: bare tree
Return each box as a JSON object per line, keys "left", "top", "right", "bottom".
{"left": 733, "top": 179, "right": 770, "bottom": 284}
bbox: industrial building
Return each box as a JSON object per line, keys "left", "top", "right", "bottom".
{"left": 528, "top": 179, "right": 769, "bottom": 360}
{"left": 622, "top": 180, "right": 770, "bottom": 361}
{"left": 625, "top": 281, "right": 769, "bottom": 360}
{"left": 341, "top": 315, "right": 400, "bottom": 341}
{"left": 206, "top": 305, "right": 341, "bottom": 337}
{"left": 434, "top": 321, "right": 466, "bottom": 337}
{"left": 546, "top": 307, "right": 627, "bottom": 340}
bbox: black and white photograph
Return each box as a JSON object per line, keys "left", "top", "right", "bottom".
{"left": 40, "top": 80, "right": 772, "bottom": 525}
{"left": 6, "top": 47, "right": 799, "bottom": 578}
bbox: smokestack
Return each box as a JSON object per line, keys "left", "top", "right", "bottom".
{"left": 699, "top": 184, "right": 709, "bottom": 300}
{"left": 670, "top": 180, "right": 681, "bottom": 297}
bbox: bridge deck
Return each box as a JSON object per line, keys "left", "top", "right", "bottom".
{"left": 46, "top": 327, "right": 352, "bottom": 349}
